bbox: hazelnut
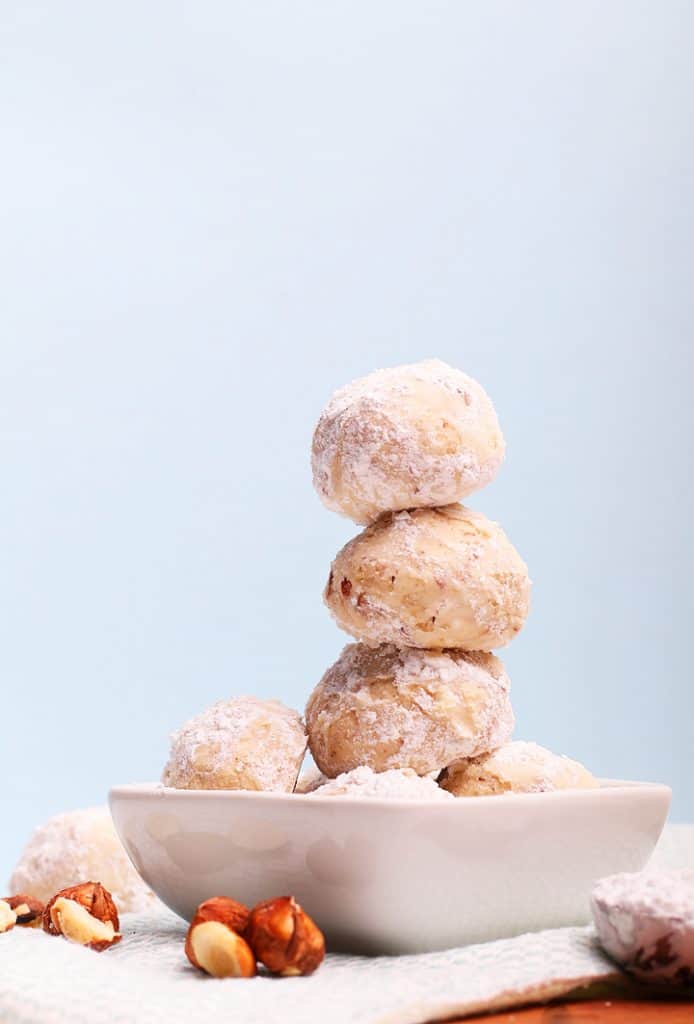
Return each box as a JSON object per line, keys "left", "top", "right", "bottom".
{"left": 0, "top": 899, "right": 17, "bottom": 933}
{"left": 185, "top": 900, "right": 256, "bottom": 978}
{"left": 247, "top": 896, "right": 325, "bottom": 976}
{"left": 189, "top": 896, "right": 250, "bottom": 936}
{"left": 2, "top": 894, "right": 45, "bottom": 928}
{"left": 43, "top": 882, "right": 121, "bottom": 951}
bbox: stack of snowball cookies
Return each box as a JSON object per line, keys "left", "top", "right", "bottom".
{"left": 9, "top": 360, "right": 599, "bottom": 912}
{"left": 161, "top": 359, "right": 597, "bottom": 800}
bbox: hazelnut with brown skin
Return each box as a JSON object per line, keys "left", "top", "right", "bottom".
{"left": 188, "top": 896, "right": 250, "bottom": 937}
{"left": 2, "top": 894, "right": 44, "bottom": 928}
{"left": 43, "top": 882, "right": 121, "bottom": 951}
{"left": 246, "top": 896, "right": 325, "bottom": 976}
{"left": 0, "top": 900, "right": 17, "bottom": 933}
{"left": 185, "top": 898, "right": 256, "bottom": 978}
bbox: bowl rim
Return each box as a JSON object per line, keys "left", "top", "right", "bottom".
{"left": 109, "top": 778, "right": 672, "bottom": 811}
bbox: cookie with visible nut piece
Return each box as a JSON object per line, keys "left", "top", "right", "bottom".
{"left": 324, "top": 506, "right": 530, "bottom": 652}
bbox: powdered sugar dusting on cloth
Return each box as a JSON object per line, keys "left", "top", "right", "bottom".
{"left": 310, "top": 766, "right": 454, "bottom": 800}
{"left": 4, "top": 823, "right": 693, "bottom": 1024}
{"left": 0, "top": 909, "right": 619, "bottom": 1024}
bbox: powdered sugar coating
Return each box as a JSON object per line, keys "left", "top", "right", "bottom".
{"left": 593, "top": 871, "right": 694, "bottom": 929}
{"left": 592, "top": 870, "right": 694, "bottom": 986}
{"left": 324, "top": 505, "right": 530, "bottom": 651}
{"left": 306, "top": 643, "right": 514, "bottom": 777}
{"left": 441, "top": 741, "right": 598, "bottom": 796}
{"left": 162, "top": 697, "right": 307, "bottom": 792}
{"left": 310, "top": 766, "right": 454, "bottom": 801}
{"left": 311, "top": 359, "right": 505, "bottom": 524}
{"left": 9, "top": 807, "right": 155, "bottom": 913}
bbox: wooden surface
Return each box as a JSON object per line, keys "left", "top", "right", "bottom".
{"left": 454, "top": 998, "right": 694, "bottom": 1022}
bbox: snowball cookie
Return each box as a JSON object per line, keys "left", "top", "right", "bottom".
{"left": 311, "top": 359, "right": 505, "bottom": 524}
{"left": 592, "top": 870, "right": 694, "bottom": 987}
{"left": 440, "top": 741, "right": 598, "bottom": 796}
{"left": 9, "top": 807, "right": 155, "bottom": 913}
{"left": 324, "top": 504, "right": 530, "bottom": 651}
{"left": 162, "top": 697, "right": 307, "bottom": 792}
{"left": 311, "top": 766, "right": 454, "bottom": 801}
{"left": 305, "top": 643, "right": 514, "bottom": 777}
{"left": 294, "top": 763, "right": 328, "bottom": 794}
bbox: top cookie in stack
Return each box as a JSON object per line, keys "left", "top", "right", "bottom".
{"left": 306, "top": 359, "right": 530, "bottom": 779}
{"left": 311, "top": 358, "right": 505, "bottom": 525}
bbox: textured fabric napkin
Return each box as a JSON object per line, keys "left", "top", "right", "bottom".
{"left": 2, "top": 824, "right": 692, "bottom": 1024}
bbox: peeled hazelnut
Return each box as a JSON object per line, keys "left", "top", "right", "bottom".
{"left": 185, "top": 900, "right": 256, "bottom": 979}
{"left": 0, "top": 899, "right": 17, "bottom": 933}
{"left": 3, "top": 894, "right": 45, "bottom": 928}
{"left": 247, "top": 896, "right": 325, "bottom": 976}
{"left": 43, "top": 882, "right": 121, "bottom": 951}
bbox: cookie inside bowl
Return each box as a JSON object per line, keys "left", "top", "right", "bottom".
{"left": 110, "top": 779, "right": 670, "bottom": 954}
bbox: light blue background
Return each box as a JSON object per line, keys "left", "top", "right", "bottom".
{"left": 2, "top": 2, "right": 692, "bottom": 884}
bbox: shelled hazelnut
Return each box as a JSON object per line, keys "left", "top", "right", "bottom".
{"left": 43, "top": 882, "right": 121, "bottom": 951}
{"left": 246, "top": 896, "right": 325, "bottom": 976}
{"left": 185, "top": 898, "right": 256, "bottom": 978}
{"left": 0, "top": 900, "right": 17, "bottom": 933}
{"left": 2, "top": 894, "right": 44, "bottom": 928}
{"left": 188, "top": 896, "right": 250, "bottom": 936}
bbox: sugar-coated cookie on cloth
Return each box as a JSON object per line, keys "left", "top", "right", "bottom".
{"left": 306, "top": 642, "right": 514, "bottom": 778}
{"left": 9, "top": 807, "right": 155, "bottom": 913}
{"left": 311, "top": 359, "right": 505, "bottom": 524}
{"left": 324, "top": 505, "right": 530, "bottom": 651}
{"left": 592, "top": 870, "right": 694, "bottom": 987}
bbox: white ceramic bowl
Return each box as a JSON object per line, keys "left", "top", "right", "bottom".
{"left": 109, "top": 780, "right": 670, "bottom": 954}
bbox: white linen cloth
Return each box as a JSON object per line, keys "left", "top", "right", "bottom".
{"left": 1, "top": 824, "right": 691, "bottom": 1024}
